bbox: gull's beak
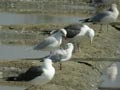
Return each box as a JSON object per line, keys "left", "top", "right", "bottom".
{"left": 62, "top": 35, "right": 67, "bottom": 40}
{"left": 90, "top": 39, "right": 93, "bottom": 46}
{"left": 64, "top": 34, "right": 66, "bottom": 38}
{"left": 64, "top": 36, "right": 67, "bottom": 40}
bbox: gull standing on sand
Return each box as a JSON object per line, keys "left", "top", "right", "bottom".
{"left": 41, "top": 43, "right": 74, "bottom": 70}
{"left": 6, "top": 58, "right": 55, "bottom": 90}
{"left": 33, "top": 29, "right": 67, "bottom": 52}
{"left": 64, "top": 24, "right": 95, "bottom": 52}
{"left": 79, "top": 4, "right": 119, "bottom": 31}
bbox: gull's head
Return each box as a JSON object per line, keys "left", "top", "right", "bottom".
{"left": 83, "top": 24, "right": 89, "bottom": 29}
{"left": 60, "top": 29, "right": 67, "bottom": 37}
{"left": 108, "top": 3, "right": 119, "bottom": 18}
{"left": 43, "top": 58, "right": 53, "bottom": 65}
{"left": 50, "top": 29, "right": 67, "bottom": 38}
{"left": 111, "top": 4, "right": 117, "bottom": 8}
{"left": 65, "top": 43, "right": 74, "bottom": 52}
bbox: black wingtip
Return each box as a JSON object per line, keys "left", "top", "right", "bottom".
{"left": 41, "top": 30, "right": 51, "bottom": 35}
{"left": 79, "top": 18, "right": 90, "bottom": 23}
{"left": 6, "top": 77, "right": 17, "bottom": 81}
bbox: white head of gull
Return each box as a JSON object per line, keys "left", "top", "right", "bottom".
{"left": 33, "top": 29, "right": 67, "bottom": 51}
{"left": 83, "top": 25, "right": 95, "bottom": 44}
{"left": 6, "top": 58, "right": 55, "bottom": 89}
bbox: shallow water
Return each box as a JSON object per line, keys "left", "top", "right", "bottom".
{"left": 0, "top": 86, "right": 26, "bottom": 90}
{"left": 0, "top": 12, "right": 80, "bottom": 25}
{"left": 0, "top": 44, "right": 49, "bottom": 60}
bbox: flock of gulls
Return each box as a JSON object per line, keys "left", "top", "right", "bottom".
{"left": 1, "top": 3, "right": 119, "bottom": 90}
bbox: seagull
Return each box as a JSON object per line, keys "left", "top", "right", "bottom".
{"left": 64, "top": 24, "right": 95, "bottom": 43}
{"left": 79, "top": 4, "right": 119, "bottom": 31}
{"left": 41, "top": 43, "right": 74, "bottom": 70}
{"left": 63, "top": 24, "right": 95, "bottom": 52}
{"left": 33, "top": 29, "right": 67, "bottom": 52}
{"left": 6, "top": 58, "right": 55, "bottom": 89}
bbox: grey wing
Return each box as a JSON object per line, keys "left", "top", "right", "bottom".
{"left": 91, "top": 11, "right": 109, "bottom": 22}
{"left": 66, "top": 29, "right": 81, "bottom": 38}
{"left": 50, "top": 50, "right": 67, "bottom": 62}
{"left": 64, "top": 24, "right": 83, "bottom": 30}
{"left": 64, "top": 24, "right": 82, "bottom": 38}
{"left": 34, "top": 37, "right": 55, "bottom": 50}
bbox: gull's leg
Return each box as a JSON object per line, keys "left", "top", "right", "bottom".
{"left": 50, "top": 50, "right": 53, "bottom": 55}
{"left": 73, "top": 42, "right": 76, "bottom": 53}
{"left": 76, "top": 42, "right": 79, "bottom": 52}
{"left": 107, "top": 24, "right": 109, "bottom": 31}
{"left": 99, "top": 24, "right": 103, "bottom": 33}
{"left": 77, "top": 42, "right": 81, "bottom": 52}
{"left": 59, "top": 62, "right": 62, "bottom": 70}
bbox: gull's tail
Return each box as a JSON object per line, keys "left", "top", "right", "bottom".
{"left": 41, "top": 30, "right": 51, "bottom": 35}
{"left": 6, "top": 76, "right": 18, "bottom": 81}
